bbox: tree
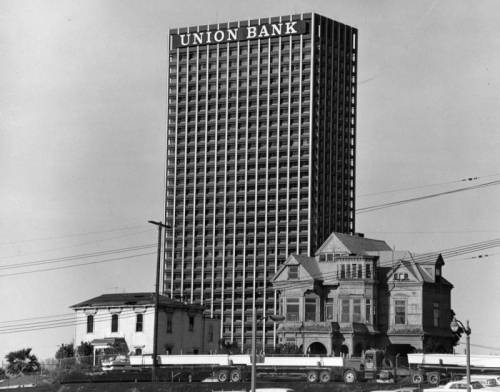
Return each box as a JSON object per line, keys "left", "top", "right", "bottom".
{"left": 76, "top": 342, "right": 93, "bottom": 367}
{"left": 4, "top": 348, "right": 40, "bottom": 375}
{"left": 55, "top": 343, "right": 75, "bottom": 360}
{"left": 55, "top": 343, "right": 76, "bottom": 369}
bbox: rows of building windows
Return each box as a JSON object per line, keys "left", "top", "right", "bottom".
{"left": 283, "top": 296, "right": 374, "bottom": 324}
{"left": 85, "top": 313, "right": 144, "bottom": 334}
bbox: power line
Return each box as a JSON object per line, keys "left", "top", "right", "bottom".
{"left": 0, "top": 309, "right": 150, "bottom": 334}
{"left": 0, "top": 251, "right": 156, "bottom": 278}
{"left": 358, "top": 173, "right": 500, "bottom": 198}
{"left": 365, "top": 230, "right": 500, "bottom": 235}
{"left": 357, "top": 179, "right": 500, "bottom": 214}
{"left": 456, "top": 341, "right": 500, "bottom": 352}
{"left": 0, "top": 243, "right": 156, "bottom": 270}
{"left": 0, "top": 224, "right": 145, "bottom": 247}
{"left": 0, "top": 228, "right": 153, "bottom": 261}
{"left": 0, "top": 313, "right": 74, "bottom": 325}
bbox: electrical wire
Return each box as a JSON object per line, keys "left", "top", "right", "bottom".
{"left": 358, "top": 173, "right": 500, "bottom": 198}
{"left": 0, "top": 228, "right": 153, "bottom": 262}
{"left": 357, "top": 179, "right": 500, "bottom": 214}
{"left": 0, "top": 310, "right": 152, "bottom": 334}
{"left": 0, "top": 244, "right": 156, "bottom": 270}
{"left": 0, "top": 224, "right": 146, "bottom": 247}
{"left": 0, "top": 251, "right": 156, "bottom": 278}
{"left": 456, "top": 341, "right": 500, "bottom": 352}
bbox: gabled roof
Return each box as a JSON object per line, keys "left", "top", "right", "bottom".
{"left": 384, "top": 253, "right": 452, "bottom": 286}
{"left": 272, "top": 254, "right": 318, "bottom": 282}
{"left": 70, "top": 292, "right": 205, "bottom": 311}
{"left": 386, "top": 258, "right": 423, "bottom": 282}
{"left": 315, "top": 232, "right": 392, "bottom": 256}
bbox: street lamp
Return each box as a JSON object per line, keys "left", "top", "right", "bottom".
{"left": 148, "top": 220, "right": 170, "bottom": 382}
{"left": 251, "top": 313, "right": 285, "bottom": 392}
{"left": 450, "top": 317, "right": 471, "bottom": 392}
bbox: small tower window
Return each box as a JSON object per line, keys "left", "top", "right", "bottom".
{"left": 288, "top": 265, "right": 298, "bottom": 280}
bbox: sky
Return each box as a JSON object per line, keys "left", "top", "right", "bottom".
{"left": 1, "top": 0, "right": 500, "bottom": 361}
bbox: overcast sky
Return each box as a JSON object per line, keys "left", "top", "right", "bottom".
{"left": 1, "top": 0, "right": 500, "bottom": 360}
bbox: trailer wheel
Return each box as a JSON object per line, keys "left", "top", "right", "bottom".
{"left": 412, "top": 374, "right": 424, "bottom": 384}
{"left": 217, "top": 370, "right": 229, "bottom": 383}
{"left": 343, "top": 369, "right": 357, "bottom": 384}
{"left": 230, "top": 369, "right": 242, "bottom": 383}
{"left": 428, "top": 373, "right": 440, "bottom": 385}
{"left": 319, "top": 370, "right": 331, "bottom": 383}
{"left": 306, "top": 371, "right": 318, "bottom": 383}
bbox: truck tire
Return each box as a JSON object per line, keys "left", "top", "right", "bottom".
{"left": 217, "top": 370, "right": 229, "bottom": 383}
{"left": 343, "top": 369, "right": 357, "bottom": 384}
{"left": 307, "top": 371, "right": 318, "bottom": 383}
{"left": 412, "top": 374, "right": 424, "bottom": 384}
{"left": 428, "top": 373, "right": 440, "bottom": 385}
{"left": 230, "top": 369, "right": 242, "bottom": 383}
{"left": 319, "top": 370, "right": 331, "bottom": 383}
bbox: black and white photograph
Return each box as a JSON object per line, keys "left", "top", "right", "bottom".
{"left": 1, "top": 0, "right": 499, "bottom": 390}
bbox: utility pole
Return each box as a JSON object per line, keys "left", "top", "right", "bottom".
{"left": 148, "top": 220, "right": 169, "bottom": 383}
{"left": 251, "top": 313, "right": 284, "bottom": 392}
{"left": 450, "top": 317, "right": 471, "bottom": 392}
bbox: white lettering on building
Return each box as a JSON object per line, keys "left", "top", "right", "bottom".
{"left": 172, "top": 20, "right": 305, "bottom": 49}
{"left": 193, "top": 32, "right": 204, "bottom": 45}
{"left": 180, "top": 33, "right": 191, "bottom": 46}
{"left": 246, "top": 26, "right": 257, "bottom": 39}
{"left": 258, "top": 25, "right": 269, "bottom": 38}
{"left": 227, "top": 28, "right": 238, "bottom": 41}
{"left": 271, "top": 24, "right": 282, "bottom": 35}
{"left": 214, "top": 30, "right": 225, "bottom": 42}
{"left": 285, "top": 21, "right": 298, "bottom": 34}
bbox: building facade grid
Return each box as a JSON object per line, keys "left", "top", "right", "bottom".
{"left": 164, "top": 13, "right": 357, "bottom": 348}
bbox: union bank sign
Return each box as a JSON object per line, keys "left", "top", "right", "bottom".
{"left": 171, "top": 20, "right": 307, "bottom": 49}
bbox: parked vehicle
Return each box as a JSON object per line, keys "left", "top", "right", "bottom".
{"left": 125, "top": 349, "right": 403, "bottom": 384}
{"left": 423, "top": 380, "right": 496, "bottom": 392}
{"left": 98, "top": 351, "right": 500, "bottom": 385}
{"left": 370, "top": 387, "right": 419, "bottom": 392}
{"left": 463, "top": 375, "right": 500, "bottom": 390}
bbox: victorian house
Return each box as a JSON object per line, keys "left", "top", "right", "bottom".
{"left": 271, "top": 233, "right": 455, "bottom": 356}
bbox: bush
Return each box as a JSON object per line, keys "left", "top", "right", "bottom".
{"left": 55, "top": 344, "right": 75, "bottom": 361}
{"left": 76, "top": 342, "right": 93, "bottom": 367}
{"left": 4, "top": 348, "right": 40, "bottom": 375}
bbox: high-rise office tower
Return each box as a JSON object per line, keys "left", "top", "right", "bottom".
{"left": 164, "top": 13, "right": 357, "bottom": 348}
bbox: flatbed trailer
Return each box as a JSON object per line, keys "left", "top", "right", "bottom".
{"left": 407, "top": 353, "right": 500, "bottom": 385}
{"left": 128, "top": 354, "right": 349, "bottom": 383}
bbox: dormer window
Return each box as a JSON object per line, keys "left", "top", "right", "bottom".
{"left": 288, "top": 265, "right": 298, "bottom": 280}
{"left": 394, "top": 272, "right": 409, "bottom": 281}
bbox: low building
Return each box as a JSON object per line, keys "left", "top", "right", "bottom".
{"left": 71, "top": 292, "right": 219, "bottom": 361}
{"left": 271, "top": 233, "right": 455, "bottom": 356}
